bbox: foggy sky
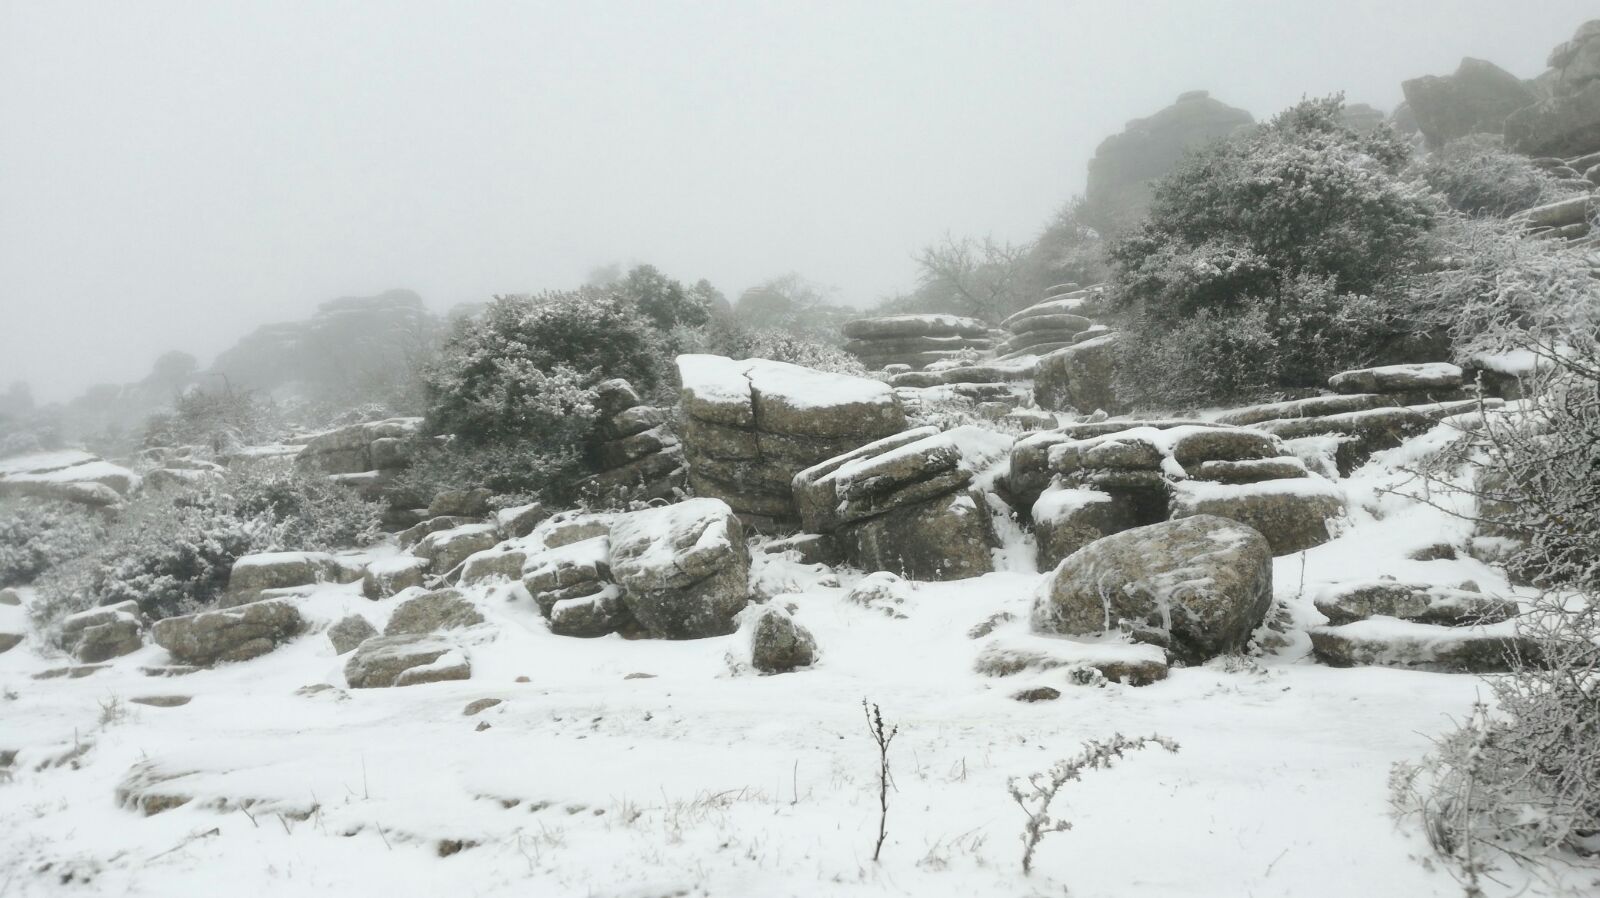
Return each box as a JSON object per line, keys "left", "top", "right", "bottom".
{"left": 3, "top": 1, "right": 1593, "bottom": 402}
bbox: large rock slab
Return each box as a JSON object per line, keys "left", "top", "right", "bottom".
{"left": 1032, "top": 487, "right": 1137, "bottom": 570}
{"left": 1310, "top": 621, "right": 1540, "bottom": 673}
{"left": 1505, "top": 77, "right": 1600, "bottom": 157}
{"left": 522, "top": 536, "right": 613, "bottom": 618}
{"left": 1032, "top": 515, "right": 1272, "bottom": 664}
{"left": 677, "top": 355, "right": 907, "bottom": 524}
{"left": 1169, "top": 478, "right": 1345, "bottom": 555}
{"left": 383, "top": 588, "right": 484, "bottom": 636}
{"left": 1328, "top": 363, "right": 1463, "bottom": 395}
{"left": 60, "top": 601, "right": 145, "bottom": 663}
{"left": 151, "top": 600, "right": 302, "bottom": 666}
{"left": 1312, "top": 581, "right": 1519, "bottom": 626}
{"left": 227, "top": 552, "right": 356, "bottom": 604}
{"left": 1033, "top": 334, "right": 1122, "bottom": 414}
{"left": 792, "top": 426, "right": 1010, "bottom": 580}
{"left": 413, "top": 523, "right": 502, "bottom": 574}
{"left": 1401, "top": 57, "right": 1536, "bottom": 147}
{"left": 345, "top": 634, "right": 471, "bottom": 688}
{"left": 607, "top": 499, "right": 751, "bottom": 639}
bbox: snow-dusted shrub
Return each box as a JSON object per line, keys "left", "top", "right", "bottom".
{"left": 390, "top": 435, "right": 588, "bottom": 510}
{"left": 1417, "top": 135, "right": 1586, "bottom": 218}
{"left": 0, "top": 498, "right": 105, "bottom": 587}
{"left": 30, "top": 464, "right": 381, "bottom": 625}
{"left": 142, "top": 385, "right": 282, "bottom": 454}
{"left": 422, "top": 288, "right": 658, "bottom": 446}
{"left": 224, "top": 462, "right": 382, "bottom": 552}
{"left": 615, "top": 264, "right": 716, "bottom": 332}
{"left": 1393, "top": 233, "right": 1600, "bottom": 868}
{"left": 32, "top": 489, "right": 269, "bottom": 625}
{"left": 680, "top": 320, "right": 866, "bottom": 376}
{"left": 1108, "top": 96, "right": 1436, "bottom": 406}
{"left": 1010, "top": 734, "right": 1179, "bottom": 874}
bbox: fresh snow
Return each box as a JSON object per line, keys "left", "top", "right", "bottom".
{"left": 0, "top": 419, "right": 1587, "bottom": 897}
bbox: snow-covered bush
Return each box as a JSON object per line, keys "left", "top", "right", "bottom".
{"left": 0, "top": 499, "right": 105, "bottom": 587}
{"left": 679, "top": 320, "right": 867, "bottom": 376}
{"left": 391, "top": 435, "right": 587, "bottom": 510}
{"left": 224, "top": 463, "right": 383, "bottom": 552}
{"left": 32, "top": 490, "right": 267, "bottom": 625}
{"left": 1417, "top": 135, "right": 1586, "bottom": 218}
{"left": 30, "top": 464, "right": 380, "bottom": 624}
{"left": 1394, "top": 228, "right": 1600, "bottom": 868}
{"left": 142, "top": 386, "right": 282, "bottom": 454}
{"left": 1108, "top": 96, "right": 1437, "bottom": 406}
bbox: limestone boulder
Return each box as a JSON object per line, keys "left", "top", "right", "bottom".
{"left": 60, "top": 601, "right": 145, "bottom": 663}
{"left": 1328, "top": 363, "right": 1463, "bottom": 395}
{"left": 1401, "top": 58, "right": 1536, "bottom": 147}
{"left": 548, "top": 586, "right": 633, "bottom": 638}
{"left": 383, "top": 588, "right": 484, "bottom": 636}
{"left": 345, "top": 634, "right": 471, "bottom": 688}
{"left": 1032, "top": 487, "right": 1136, "bottom": 570}
{"left": 151, "top": 600, "right": 303, "bottom": 666}
{"left": 748, "top": 606, "right": 817, "bottom": 673}
{"left": 361, "top": 554, "right": 429, "bottom": 599}
{"left": 227, "top": 552, "right": 356, "bottom": 604}
{"left": 1032, "top": 515, "right": 1273, "bottom": 664}
{"left": 1033, "top": 334, "right": 1122, "bottom": 415}
{"left": 413, "top": 523, "right": 502, "bottom": 574}
{"left": 1169, "top": 478, "right": 1345, "bottom": 555}
{"left": 328, "top": 614, "right": 378, "bottom": 655}
{"left": 1312, "top": 581, "right": 1519, "bottom": 626}
{"left": 607, "top": 499, "right": 751, "bottom": 639}
{"left": 522, "top": 536, "right": 614, "bottom": 618}
{"left": 1311, "top": 621, "right": 1539, "bottom": 673}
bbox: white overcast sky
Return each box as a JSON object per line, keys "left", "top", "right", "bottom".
{"left": 2, "top": 1, "right": 1593, "bottom": 401}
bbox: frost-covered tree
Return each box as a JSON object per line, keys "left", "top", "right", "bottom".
{"left": 1109, "top": 96, "right": 1437, "bottom": 406}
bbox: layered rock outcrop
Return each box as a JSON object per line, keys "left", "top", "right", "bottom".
{"left": 676, "top": 354, "right": 907, "bottom": 528}
{"left": 840, "top": 316, "right": 994, "bottom": 371}
{"left": 577, "top": 379, "right": 685, "bottom": 505}
{"left": 793, "top": 425, "right": 1011, "bottom": 580}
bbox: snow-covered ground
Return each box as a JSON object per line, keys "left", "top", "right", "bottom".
{"left": 0, "top": 426, "right": 1591, "bottom": 897}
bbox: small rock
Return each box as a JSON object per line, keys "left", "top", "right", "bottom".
{"left": 475, "top": 721, "right": 491, "bottom": 732}
{"left": 1011, "top": 686, "right": 1061, "bottom": 703}
{"left": 0, "top": 587, "right": 21, "bottom": 606}
{"left": 463, "top": 698, "right": 503, "bottom": 716}
{"left": 623, "top": 672, "right": 656, "bottom": 680}
{"left": 128, "top": 695, "right": 191, "bottom": 708}
{"left": 749, "top": 606, "right": 817, "bottom": 674}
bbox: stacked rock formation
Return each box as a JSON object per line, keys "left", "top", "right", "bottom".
{"left": 840, "top": 315, "right": 995, "bottom": 371}
{"left": 577, "top": 379, "right": 685, "bottom": 505}
{"left": 1506, "top": 20, "right": 1600, "bottom": 158}
{"left": 1510, "top": 185, "right": 1600, "bottom": 244}
{"left": 1214, "top": 363, "right": 1490, "bottom": 476}
{"left": 994, "top": 285, "right": 1101, "bottom": 360}
{"left": 676, "top": 354, "right": 907, "bottom": 529}
{"left": 295, "top": 416, "right": 423, "bottom": 510}
{"left": 793, "top": 425, "right": 1012, "bottom": 580}
{"left": 1012, "top": 420, "right": 1345, "bottom": 567}
{"left": 0, "top": 450, "right": 139, "bottom": 507}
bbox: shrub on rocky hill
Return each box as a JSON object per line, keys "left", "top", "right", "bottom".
{"left": 1109, "top": 96, "right": 1437, "bottom": 407}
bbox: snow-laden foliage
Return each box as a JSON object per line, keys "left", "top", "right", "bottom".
{"left": 0, "top": 499, "right": 105, "bottom": 587}
{"left": 1393, "top": 226, "right": 1600, "bottom": 868}
{"left": 424, "top": 288, "right": 661, "bottom": 445}
{"left": 1417, "top": 135, "right": 1587, "bottom": 218}
{"left": 226, "top": 463, "right": 383, "bottom": 552}
{"left": 1109, "top": 96, "right": 1437, "bottom": 406}
{"left": 676, "top": 321, "right": 867, "bottom": 376}
{"left": 142, "top": 386, "right": 282, "bottom": 454}
{"left": 30, "top": 464, "right": 381, "bottom": 624}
